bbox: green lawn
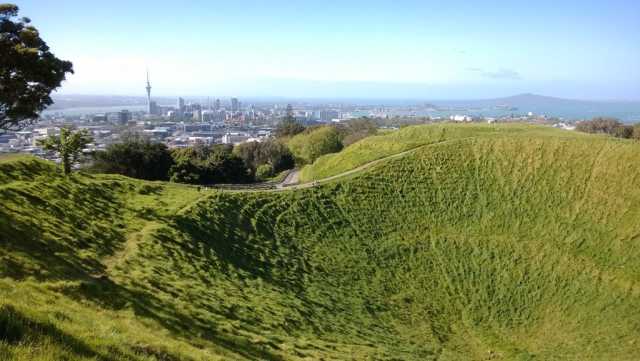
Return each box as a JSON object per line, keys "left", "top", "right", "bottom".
{"left": 1, "top": 124, "right": 640, "bottom": 360}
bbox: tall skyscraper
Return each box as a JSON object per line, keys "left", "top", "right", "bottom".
{"left": 145, "top": 70, "right": 152, "bottom": 114}
{"left": 215, "top": 99, "right": 221, "bottom": 110}
{"left": 177, "top": 97, "right": 185, "bottom": 119}
{"left": 231, "top": 98, "right": 239, "bottom": 112}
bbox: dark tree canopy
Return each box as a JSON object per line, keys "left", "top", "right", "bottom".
{"left": 233, "top": 139, "right": 294, "bottom": 176}
{"left": 0, "top": 4, "right": 73, "bottom": 130}
{"left": 338, "top": 117, "right": 378, "bottom": 146}
{"left": 170, "top": 144, "right": 252, "bottom": 185}
{"left": 634, "top": 124, "right": 640, "bottom": 141}
{"left": 576, "top": 117, "right": 634, "bottom": 139}
{"left": 274, "top": 104, "right": 305, "bottom": 138}
{"left": 275, "top": 118, "right": 305, "bottom": 138}
{"left": 92, "top": 132, "right": 174, "bottom": 181}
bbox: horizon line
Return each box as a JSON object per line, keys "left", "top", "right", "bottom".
{"left": 51, "top": 92, "right": 640, "bottom": 103}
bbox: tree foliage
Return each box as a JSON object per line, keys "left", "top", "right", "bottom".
{"left": 275, "top": 119, "right": 306, "bottom": 138}
{"left": 0, "top": 4, "right": 73, "bottom": 130}
{"left": 613, "top": 124, "right": 634, "bottom": 139}
{"left": 275, "top": 105, "right": 305, "bottom": 138}
{"left": 170, "top": 144, "right": 251, "bottom": 184}
{"left": 92, "top": 132, "right": 174, "bottom": 181}
{"left": 37, "top": 127, "right": 92, "bottom": 175}
{"left": 634, "top": 124, "right": 640, "bottom": 141}
{"left": 233, "top": 139, "right": 294, "bottom": 176}
{"left": 255, "top": 163, "right": 274, "bottom": 181}
{"left": 575, "top": 117, "right": 633, "bottom": 138}
{"left": 338, "top": 118, "right": 378, "bottom": 146}
{"left": 288, "top": 126, "right": 343, "bottom": 164}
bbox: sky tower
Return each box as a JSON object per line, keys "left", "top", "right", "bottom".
{"left": 145, "top": 69, "right": 152, "bottom": 114}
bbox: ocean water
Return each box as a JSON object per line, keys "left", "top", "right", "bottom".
{"left": 42, "top": 105, "right": 148, "bottom": 116}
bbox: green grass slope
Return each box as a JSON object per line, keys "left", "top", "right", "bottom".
{"left": 1, "top": 125, "right": 640, "bottom": 360}
{"left": 298, "top": 123, "right": 588, "bottom": 182}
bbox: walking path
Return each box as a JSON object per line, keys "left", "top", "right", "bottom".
{"left": 279, "top": 168, "right": 300, "bottom": 187}
{"left": 275, "top": 144, "right": 424, "bottom": 191}
{"left": 208, "top": 137, "right": 473, "bottom": 193}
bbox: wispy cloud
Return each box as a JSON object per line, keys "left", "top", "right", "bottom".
{"left": 467, "top": 67, "right": 521, "bottom": 80}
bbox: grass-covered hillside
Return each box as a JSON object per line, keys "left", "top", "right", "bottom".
{"left": 299, "top": 123, "right": 587, "bottom": 182}
{"left": 2, "top": 124, "right": 640, "bottom": 360}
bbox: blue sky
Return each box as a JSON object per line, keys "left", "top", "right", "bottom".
{"left": 16, "top": 0, "right": 640, "bottom": 99}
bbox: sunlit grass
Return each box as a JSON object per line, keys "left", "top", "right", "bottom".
{"left": 1, "top": 125, "right": 639, "bottom": 360}
{"left": 299, "top": 123, "right": 587, "bottom": 182}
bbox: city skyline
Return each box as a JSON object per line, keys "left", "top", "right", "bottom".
{"left": 17, "top": 0, "right": 640, "bottom": 100}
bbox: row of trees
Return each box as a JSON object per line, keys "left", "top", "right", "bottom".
{"left": 37, "top": 116, "right": 379, "bottom": 182}
{"left": 170, "top": 144, "right": 251, "bottom": 184}
{"left": 89, "top": 133, "right": 296, "bottom": 184}
{"left": 92, "top": 133, "right": 173, "bottom": 180}
{"left": 233, "top": 140, "right": 294, "bottom": 179}
{"left": 89, "top": 116, "right": 378, "bottom": 182}
{"left": 576, "top": 117, "right": 640, "bottom": 140}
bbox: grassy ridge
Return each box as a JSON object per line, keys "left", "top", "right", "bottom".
{"left": 299, "top": 123, "right": 588, "bottom": 182}
{"left": 1, "top": 125, "right": 640, "bottom": 360}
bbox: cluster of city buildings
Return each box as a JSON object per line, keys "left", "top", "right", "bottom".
{"left": 0, "top": 73, "right": 347, "bottom": 155}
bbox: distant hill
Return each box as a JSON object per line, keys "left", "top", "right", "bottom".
{"left": 492, "top": 93, "right": 599, "bottom": 106}
{"left": 437, "top": 93, "right": 605, "bottom": 108}
{"left": 2, "top": 125, "right": 640, "bottom": 360}
{"left": 432, "top": 93, "right": 640, "bottom": 121}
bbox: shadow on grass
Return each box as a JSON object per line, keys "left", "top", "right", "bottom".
{"left": 59, "top": 275, "right": 285, "bottom": 361}
{"left": 0, "top": 177, "right": 286, "bottom": 360}
{"left": 1, "top": 303, "right": 192, "bottom": 360}
{"left": 170, "top": 195, "right": 309, "bottom": 291}
{"left": 0, "top": 181, "right": 129, "bottom": 281}
{"left": 0, "top": 304, "right": 118, "bottom": 360}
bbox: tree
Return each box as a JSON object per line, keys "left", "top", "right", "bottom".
{"left": 37, "top": 127, "right": 92, "bottom": 175}
{"left": 576, "top": 117, "right": 623, "bottom": 136}
{"left": 233, "top": 139, "right": 294, "bottom": 175}
{"left": 274, "top": 104, "right": 305, "bottom": 138}
{"left": 339, "top": 118, "right": 378, "bottom": 146}
{"left": 575, "top": 117, "right": 636, "bottom": 139}
{"left": 169, "top": 144, "right": 251, "bottom": 185}
{"left": 92, "top": 132, "right": 174, "bottom": 181}
{"left": 288, "top": 126, "right": 343, "bottom": 164}
{"left": 255, "top": 164, "right": 274, "bottom": 181}
{"left": 0, "top": 4, "right": 73, "bottom": 130}
{"left": 633, "top": 124, "right": 640, "bottom": 141}
{"left": 613, "top": 124, "right": 634, "bottom": 139}
{"left": 169, "top": 156, "right": 201, "bottom": 184}
{"left": 275, "top": 118, "right": 305, "bottom": 138}
{"left": 203, "top": 145, "right": 250, "bottom": 183}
